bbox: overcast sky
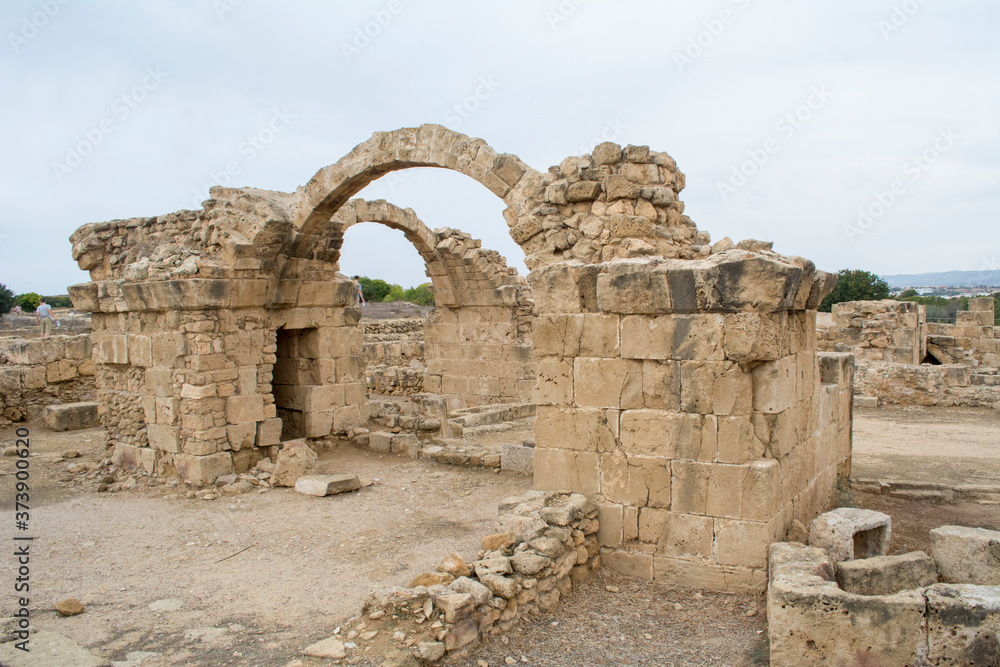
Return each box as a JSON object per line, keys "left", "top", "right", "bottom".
{"left": 2, "top": 0, "right": 998, "bottom": 295}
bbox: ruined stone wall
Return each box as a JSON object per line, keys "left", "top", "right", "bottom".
{"left": 927, "top": 297, "right": 1000, "bottom": 367}
{"left": 853, "top": 362, "right": 1000, "bottom": 408}
{"left": 529, "top": 252, "right": 847, "bottom": 591}
{"left": 818, "top": 300, "right": 926, "bottom": 364}
{"left": 0, "top": 334, "right": 96, "bottom": 424}
{"left": 68, "top": 125, "right": 846, "bottom": 589}
{"left": 362, "top": 319, "right": 425, "bottom": 397}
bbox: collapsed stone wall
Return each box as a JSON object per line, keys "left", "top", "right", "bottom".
{"left": 853, "top": 361, "right": 1000, "bottom": 408}
{"left": 327, "top": 490, "right": 600, "bottom": 663}
{"left": 817, "top": 300, "right": 926, "bottom": 363}
{"left": 68, "top": 124, "right": 845, "bottom": 588}
{"left": 818, "top": 298, "right": 1000, "bottom": 408}
{"left": 0, "top": 334, "right": 96, "bottom": 425}
{"left": 927, "top": 296, "right": 1000, "bottom": 367}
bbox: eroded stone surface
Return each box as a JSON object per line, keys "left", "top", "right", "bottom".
{"left": 808, "top": 508, "right": 891, "bottom": 564}
{"left": 930, "top": 525, "right": 1000, "bottom": 585}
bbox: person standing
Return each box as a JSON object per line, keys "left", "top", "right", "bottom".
{"left": 13, "top": 304, "right": 21, "bottom": 316}
{"left": 35, "top": 298, "right": 53, "bottom": 338}
{"left": 352, "top": 276, "right": 365, "bottom": 306}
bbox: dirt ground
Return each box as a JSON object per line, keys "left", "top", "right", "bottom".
{"left": 852, "top": 405, "right": 1000, "bottom": 485}
{"left": 1, "top": 405, "right": 999, "bottom": 666}
{"left": 0, "top": 424, "right": 531, "bottom": 666}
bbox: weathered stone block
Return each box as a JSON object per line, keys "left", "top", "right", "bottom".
{"left": 173, "top": 452, "right": 233, "bottom": 485}
{"left": 835, "top": 551, "right": 938, "bottom": 596}
{"left": 751, "top": 356, "right": 797, "bottom": 414}
{"left": 45, "top": 359, "right": 78, "bottom": 384}
{"left": 146, "top": 424, "right": 181, "bottom": 453}
{"left": 535, "top": 406, "right": 618, "bottom": 453}
{"left": 574, "top": 358, "right": 643, "bottom": 409}
{"left": 925, "top": 583, "right": 1000, "bottom": 665}
{"left": 294, "top": 474, "right": 361, "bottom": 497}
{"left": 809, "top": 508, "right": 891, "bottom": 564}
{"left": 271, "top": 439, "right": 318, "bottom": 486}
{"left": 768, "top": 542, "right": 926, "bottom": 667}
{"left": 533, "top": 448, "right": 599, "bottom": 496}
{"left": 225, "top": 394, "right": 264, "bottom": 424}
{"left": 930, "top": 525, "right": 1000, "bottom": 585}
{"left": 255, "top": 417, "right": 282, "bottom": 447}
{"left": 43, "top": 402, "right": 98, "bottom": 431}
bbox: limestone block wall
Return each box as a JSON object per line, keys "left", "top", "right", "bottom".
{"left": 0, "top": 334, "right": 96, "bottom": 424}
{"left": 927, "top": 297, "right": 1000, "bottom": 367}
{"left": 69, "top": 273, "right": 369, "bottom": 484}
{"left": 424, "top": 305, "right": 535, "bottom": 410}
{"left": 362, "top": 319, "right": 426, "bottom": 397}
{"left": 529, "top": 252, "right": 847, "bottom": 590}
{"left": 821, "top": 300, "right": 926, "bottom": 364}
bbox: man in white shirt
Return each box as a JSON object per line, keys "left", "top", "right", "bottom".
{"left": 35, "top": 299, "right": 52, "bottom": 338}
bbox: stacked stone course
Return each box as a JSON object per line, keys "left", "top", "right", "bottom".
{"left": 0, "top": 334, "right": 95, "bottom": 424}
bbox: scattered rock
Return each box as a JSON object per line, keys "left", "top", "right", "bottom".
{"left": 272, "top": 441, "right": 318, "bottom": 487}
{"left": 437, "top": 552, "right": 471, "bottom": 578}
{"left": 302, "top": 637, "right": 346, "bottom": 659}
{"left": 409, "top": 572, "right": 454, "bottom": 587}
{"left": 55, "top": 598, "right": 84, "bottom": 617}
{"left": 417, "top": 641, "right": 445, "bottom": 661}
{"left": 62, "top": 451, "right": 82, "bottom": 459}
{"left": 380, "top": 649, "right": 420, "bottom": 667}
{"left": 214, "top": 473, "right": 238, "bottom": 486}
{"left": 294, "top": 474, "right": 361, "bottom": 497}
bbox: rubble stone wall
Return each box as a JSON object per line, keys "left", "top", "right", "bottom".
{"left": 853, "top": 361, "right": 1000, "bottom": 408}
{"left": 817, "top": 300, "right": 926, "bottom": 364}
{"left": 0, "top": 334, "right": 96, "bottom": 424}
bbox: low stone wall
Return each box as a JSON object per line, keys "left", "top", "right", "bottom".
{"left": 0, "top": 334, "right": 96, "bottom": 425}
{"left": 317, "top": 490, "right": 600, "bottom": 664}
{"left": 768, "top": 536, "right": 1000, "bottom": 666}
{"left": 854, "top": 360, "right": 1000, "bottom": 408}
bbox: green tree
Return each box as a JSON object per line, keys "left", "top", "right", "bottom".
{"left": 382, "top": 284, "right": 406, "bottom": 302}
{"left": 43, "top": 295, "right": 72, "bottom": 308}
{"left": 358, "top": 277, "right": 391, "bottom": 303}
{"left": 898, "top": 289, "right": 918, "bottom": 298}
{"left": 0, "top": 283, "right": 15, "bottom": 315}
{"left": 819, "top": 270, "right": 890, "bottom": 312}
{"left": 404, "top": 283, "right": 435, "bottom": 306}
{"left": 16, "top": 292, "right": 40, "bottom": 311}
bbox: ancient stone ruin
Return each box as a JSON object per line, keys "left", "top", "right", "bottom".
{"left": 818, "top": 297, "right": 1000, "bottom": 407}
{"left": 769, "top": 510, "right": 1000, "bottom": 666}
{"left": 65, "top": 124, "right": 852, "bottom": 588}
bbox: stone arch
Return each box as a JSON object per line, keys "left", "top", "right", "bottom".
{"left": 319, "top": 198, "right": 527, "bottom": 309}
{"left": 288, "top": 124, "right": 549, "bottom": 268}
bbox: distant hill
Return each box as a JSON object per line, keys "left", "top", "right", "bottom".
{"left": 880, "top": 270, "right": 1000, "bottom": 288}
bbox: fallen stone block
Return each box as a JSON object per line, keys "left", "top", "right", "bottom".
{"left": 302, "top": 636, "right": 346, "bottom": 659}
{"left": 809, "top": 507, "right": 891, "bottom": 564}
{"left": 294, "top": 474, "right": 361, "bottom": 497}
{"left": 43, "top": 402, "right": 99, "bottom": 431}
{"left": 930, "top": 525, "right": 1000, "bottom": 585}
{"left": 835, "top": 551, "right": 938, "bottom": 596}
{"left": 500, "top": 443, "right": 534, "bottom": 473}
{"left": 271, "top": 439, "right": 317, "bottom": 487}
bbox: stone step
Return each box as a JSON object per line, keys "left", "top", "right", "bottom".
{"left": 43, "top": 401, "right": 99, "bottom": 431}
